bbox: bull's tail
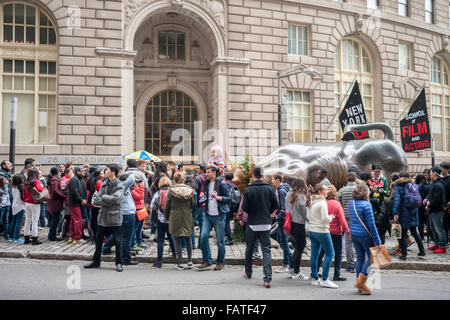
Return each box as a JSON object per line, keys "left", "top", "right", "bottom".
{"left": 343, "top": 122, "right": 395, "bottom": 143}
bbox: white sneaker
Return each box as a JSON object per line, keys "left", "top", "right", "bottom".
{"left": 286, "top": 267, "right": 294, "bottom": 274}
{"left": 292, "top": 272, "right": 309, "bottom": 280}
{"left": 319, "top": 278, "right": 339, "bottom": 289}
{"left": 275, "top": 265, "right": 288, "bottom": 273}
{"left": 311, "top": 278, "right": 320, "bottom": 286}
{"left": 187, "top": 262, "right": 194, "bottom": 269}
{"left": 174, "top": 264, "right": 184, "bottom": 270}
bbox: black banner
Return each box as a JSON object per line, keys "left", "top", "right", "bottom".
{"left": 338, "top": 81, "right": 369, "bottom": 140}
{"left": 400, "top": 88, "right": 431, "bottom": 152}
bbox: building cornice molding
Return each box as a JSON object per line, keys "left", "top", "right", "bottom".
{"left": 96, "top": 47, "right": 137, "bottom": 59}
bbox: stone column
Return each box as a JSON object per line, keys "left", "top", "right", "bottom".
{"left": 122, "top": 59, "right": 135, "bottom": 155}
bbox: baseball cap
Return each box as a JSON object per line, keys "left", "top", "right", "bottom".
{"left": 74, "top": 166, "right": 86, "bottom": 173}
{"left": 431, "top": 166, "right": 443, "bottom": 177}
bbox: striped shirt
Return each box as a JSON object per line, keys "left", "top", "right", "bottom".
{"left": 338, "top": 182, "right": 357, "bottom": 222}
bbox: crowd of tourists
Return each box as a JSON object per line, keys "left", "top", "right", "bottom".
{"left": 0, "top": 149, "right": 449, "bottom": 293}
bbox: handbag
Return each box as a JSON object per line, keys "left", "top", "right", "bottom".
{"left": 353, "top": 201, "right": 391, "bottom": 269}
{"left": 31, "top": 187, "right": 51, "bottom": 203}
{"left": 391, "top": 223, "right": 402, "bottom": 239}
{"left": 283, "top": 211, "right": 292, "bottom": 236}
{"left": 136, "top": 208, "right": 149, "bottom": 221}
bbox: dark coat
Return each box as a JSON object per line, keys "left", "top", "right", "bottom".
{"left": 164, "top": 184, "right": 195, "bottom": 237}
{"left": 68, "top": 173, "right": 86, "bottom": 207}
{"left": 391, "top": 177, "right": 419, "bottom": 229}
{"left": 426, "top": 178, "right": 446, "bottom": 213}
{"left": 202, "top": 178, "right": 231, "bottom": 216}
{"left": 241, "top": 180, "right": 279, "bottom": 226}
{"left": 46, "top": 176, "right": 66, "bottom": 213}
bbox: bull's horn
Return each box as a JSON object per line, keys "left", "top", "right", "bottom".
{"left": 225, "top": 151, "right": 232, "bottom": 171}
{"left": 343, "top": 122, "right": 395, "bottom": 143}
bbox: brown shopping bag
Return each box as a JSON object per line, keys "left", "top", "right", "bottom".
{"left": 370, "top": 245, "right": 392, "bottom": 269}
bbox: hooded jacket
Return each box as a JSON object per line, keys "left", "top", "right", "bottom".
{"left": 391, "top": 177, "right": 419, "bottom": 229}
{"left": 47, "top": 176, "right": 66, "bottom": 213}
{"left": 426, "top": 178, "right": 446, "bottom": 213}
{"left": 348, "top": 199, "right": 381, "bottom": 245}
{"left": 276, "top": 183, "right": 291, "bottom": 222}
{"left": 164, "top": 184, "right": 195, "bottom": 237}
{"left": 93, "top": 177, "right": 125, "bottom": 227}
{"left": 307, "top": 194, "right": 333, "bottom": 233}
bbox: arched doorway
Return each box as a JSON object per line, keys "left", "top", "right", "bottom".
{"left": 144, "top": 89, "right": 198, "bottom": 157}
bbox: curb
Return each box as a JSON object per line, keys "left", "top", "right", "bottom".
{"left": 1, "top": 250, "right": 449, "bottom": 272}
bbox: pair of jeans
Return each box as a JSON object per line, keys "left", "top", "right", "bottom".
{"left": 291, "top": 222, "right": 306, "bottom": 274}
{"left": 428, "top": 211, "right": 447, "bottom": 248}
{"left": 175, "top": 236, "right": 193, "bottom": 265}
{"left": 317, "top": 234, "right": 344, "bottom": 278}
{"left": 242, "top": 223, "right": 260, "bottom": 255}
{"left": 156, "top": 222, "right": 176, "bottom": 263}
{"left": 47, "top": 210, "right": 61, "bottom": 241}
{"left": 92, "top": 225, "right": 122, "bottom": 266}
{"left": 39, "top": 203, "right": 47, "bottom": 227}
{"left": 225, "top": 214, "right": 233, "bottom": 241}
{"left": 8, "top": 210, "right": 25, "bottom": 240}
{"left": 345, "top": 233, "right": 355, "bottom": 270}
{"left": 69, "top": 206, "right": 82, "bottom": 241}
{"left": 0, "top": 206, "right": 10, "bottom": 237}
{"left": 244, "top": 226, "right": 272, "bottom": 283}
{"left": 199, "top": 213, "right": 226, "bottom": 265}
{"left": 400, "top": 226, "right": 425, "bottom": 256}
{"left": 103, "top": 215, "right": 136, "bottom": 263}
{"left": 193, "top": 207, "right": 204, "bottom": 246}
{"left": 276, "top": 222, "right": 292, "bottom": 265}
{"left": 131, "top": 215, "right": 144, "bottom": 247}
{"left": 351, "top": 234, "right": 373, "bottom": 277}
{"left": 309, "top": 231, "right": 334, "bottom": 281}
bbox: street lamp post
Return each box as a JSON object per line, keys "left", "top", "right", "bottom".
{"left": 277, "top": 68, "right": 314, "bottom": 146}
{"left": 9, "top": 97, "right": 17, "bottom": 173}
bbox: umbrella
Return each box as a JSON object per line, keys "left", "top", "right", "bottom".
{"left": 122, "top": 150, "right": 161, "bottom": 162}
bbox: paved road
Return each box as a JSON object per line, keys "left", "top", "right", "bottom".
{"left": 1, "top": 258, "right": 449, "bottom": 300}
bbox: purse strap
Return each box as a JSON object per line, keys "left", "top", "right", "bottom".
{"left": 353, "top": 200, "right": 377, "bottom": 247}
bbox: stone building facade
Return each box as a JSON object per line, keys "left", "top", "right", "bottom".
{"left": 0, "top": 0, "right": 449, "bottom": 171}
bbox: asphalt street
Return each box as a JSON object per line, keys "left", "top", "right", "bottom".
{"left": 1, "top": 258, "right": 449, "bottom": 300}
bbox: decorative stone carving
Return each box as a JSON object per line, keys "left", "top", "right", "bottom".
{"left": 443, "top": 35, "right": 449, "bottom": 53}
{"left": 393, "top": 77, "right": 422, "bottom": 100}
{"left": 171, "top": 0, "right": 184, "bottom": 7}
{"left": 168, "top": 72, "right": 177, "bottom": 89}
{"left": 191, "top": 40, "right": 200, "bottom": 64}
{"left": 136, "top": 37, "right": 154, "bottom": 66}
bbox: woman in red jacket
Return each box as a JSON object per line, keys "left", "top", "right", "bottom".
{"left": 23, "top": 169, "right": 44, "bottom": 245}
{"left": 317, "top": 185, "right": 350, "bottom": 281}
{"left": 131, "top": 179, "right": 146, "bottom": 248}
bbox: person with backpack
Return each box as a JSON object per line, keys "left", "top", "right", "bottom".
{"left": 150, "top": 176, "right": 177, "bottom": 268}
{"left": 390, "top": 171, "right": 425, "bottom": 260}
{"left": 224, "top": 171, "right": 241, "bottom": 246}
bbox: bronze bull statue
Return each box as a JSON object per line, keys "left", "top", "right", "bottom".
{"left": 231, "top": 123, "right": 408, "bottom": 190}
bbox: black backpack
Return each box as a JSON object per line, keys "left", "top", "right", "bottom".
{"left": 228, "top": 183, "right": 242, "bottom": 213}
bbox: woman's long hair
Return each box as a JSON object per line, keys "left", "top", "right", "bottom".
{"left": 306, "top": 183, "right": 325, "bottom": 207}
{"left": 25, "top": 169, "right": 39, "bottom": 191}
{"left": 0, "top": 176, "right": 5, "bottom": 190}
{"left": 291, "top": 177, "right": 308, "bottom": 204}
{"left": 47, "top": 167, "right": 60, "bottom": 185}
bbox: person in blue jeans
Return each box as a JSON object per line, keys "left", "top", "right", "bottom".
{"left": 348, "top": 184, "right": 382, "bottom": 295}
{"left": 307, "top": 184, "right": 338, "bottom": 289}
{"left": 272, "top": 174, "right": 292, "bottom": 273}
{"left": 9, "top": 174, "right": 25, "bottom": 243}
{"left": 150, "top": 176, "right": 176, "bottom": 268}
{"left": 197, "top": 165, "right": 231, "bottom": 271}
{"left": 0, "top": 176, "right": 11, "bottom": 240}
{"left": 102, "top": 173, "right": 138, "bottom": 265}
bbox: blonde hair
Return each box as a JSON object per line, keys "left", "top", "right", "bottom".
{"left": 158, "top": 176, "right": 171, "bottom": 189}
{"left": 326, "top": 185, "right": 338, "bottom": 200}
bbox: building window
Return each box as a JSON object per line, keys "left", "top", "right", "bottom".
{"left": 398, "top": 0, "right": 409, "bottom": 16}
{"left": 158, "top": 32, "right": 185, "bottom": 60}
{"left": 145, "top": 90, "right": 197, "bottom": 156}
{"left": 367, "top": 0, "right": 379, "bottom": 9}
{"left": 431, "top": 56, "right": 450, "bottom": 151}
{"left": 425, "top": 0, "right": 434, "bottom": 24}
{"left": 334, "top": 38, "right": 374, "bottom": 141}
{"left": 1, "top": 2, "right": 57, "bottom": 145}
{"left": 288, "top": 25, "right": 309, "bottom": 56}
{"left": 286, "top": 91, "right": 311, "bottom": 143}
{"left": 399, "top": 43, "right": 412, "bottom": 70}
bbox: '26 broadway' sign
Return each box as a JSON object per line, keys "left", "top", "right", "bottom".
{"left": 40, "top": 155, "right": 123, "bottom": 165}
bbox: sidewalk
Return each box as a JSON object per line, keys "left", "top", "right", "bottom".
{"left": 0, "top": 227, "right": 449, "bottom": 272}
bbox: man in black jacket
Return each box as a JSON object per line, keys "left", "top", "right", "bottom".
{"left": 424, "top": 167, "right": 447, "bottom": 253}
{"left": 440, "top": 161, "right": 450, "bottom": 244}
{"left": 241, "top": 167, "right": 279, "bottom": 288}
{"left": 68, "top": 167, "right": 87, "bottom": 245}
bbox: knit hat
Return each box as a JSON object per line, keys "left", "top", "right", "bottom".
{"left": 431, "top": 166, "right": 443, "bottom": 178}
